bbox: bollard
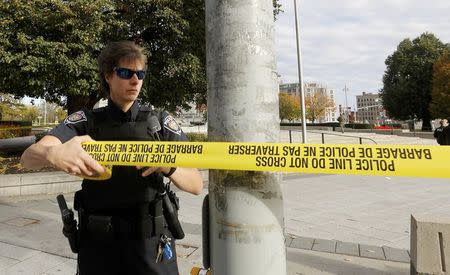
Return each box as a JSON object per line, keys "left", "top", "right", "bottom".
{"left": 411, "top": 214, "right": 450, "bottom": 275}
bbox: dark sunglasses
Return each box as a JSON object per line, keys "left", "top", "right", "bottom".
{"left": 113, "top": 67, "right": 146, "bottom": 80}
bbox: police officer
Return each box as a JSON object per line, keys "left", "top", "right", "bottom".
{"left": 441, "top": 117, "right": 450, "bottom": 146}
{"left": 433, "top": 119, "right": 448, "bottom": 145}
{"left": 20, "top": 41, "right": 203, "bottom": 274}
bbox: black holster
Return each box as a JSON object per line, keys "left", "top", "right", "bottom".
{"left": 162, "top": 189, "right": 184, "bottom": 239}
{"left": 56, "top": 194, "right": 79, "bottom": 253}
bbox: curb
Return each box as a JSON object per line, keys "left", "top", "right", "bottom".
{"left": 0, "top": 171, "right": 81, "bottom": 197}
{"left": 285, "top": 234, "right": 410, "bottom": 263}
{"left": 0, "top": 169, "right": 210, "bottom": 198}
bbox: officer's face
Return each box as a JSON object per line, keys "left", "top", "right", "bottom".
{"left": 106, "top": 59, "right": 145, "bottom": 110}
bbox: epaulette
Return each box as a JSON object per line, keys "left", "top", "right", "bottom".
{"left": 139, "top": 106, "right": 153, "bottom": 112}
{"left": 93, "top": 106, "right": 108, "bottom": 113}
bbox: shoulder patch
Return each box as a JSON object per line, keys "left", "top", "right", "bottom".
{"left": 64, "top": 111, "right": 87, "bottom": 125}
{"left": 163, "top": 114, "right": 182, "bottom": 135}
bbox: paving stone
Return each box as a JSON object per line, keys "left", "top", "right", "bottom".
{"left": 335, "top": 241, "right": 359, "bottom": 256}
{"left": 312, "top": 238, "right": 336, "bottom": 253}
{"left": 359, "top": 244, "right": 385, "bottom": 260}
{"left": 382, "top": 246, "right": 410, "bottom": 263}
{"left": 0, "top": 255, "right": 19, "bottom": 271}
{"left": 4, "top": 251, "right": 75, "bottom": 274}
{"left": 290, "top": 236, "right": 314, "bottom": 250}
{"left": 0, "top": 241, "right": 40, "bottom": 261}
{"left": 176, "top": 243, "right": 198, "bottom": 259}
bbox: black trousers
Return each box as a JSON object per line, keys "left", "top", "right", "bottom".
{"left": 77, "top": 231, "right": 179, "bottom": 275}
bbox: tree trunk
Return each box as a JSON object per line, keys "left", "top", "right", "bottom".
{"left": 66, "top": 93, "right": 100, "bottom": 115}
{"left": 421, "top": 109, "right": 432, "bottom": 131}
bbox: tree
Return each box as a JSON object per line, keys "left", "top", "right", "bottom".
{"left": 305, "top": 92, "right": 335, "bottom": 123}
{"left": 380, "top": 33, "right": 449, "bottom": 130}
{"left": 0, "top": 94, "right": 24, "bottom": 120}
{"left": 279, "top": 92, "right": 300, "bottom": 122}
{"left": 0, "top": 0, "right": 282, "bottom": 114}
{"left": 429, "top": 51, "right": 450, "bottom": 118}
{"left": 0, "top": 93, "right": 38, "bottom": 121}
{"left": 22, "top": 105, "right": 40, "bottom": 122}
{"left": 0, "top": 0, "right": 119, "bottom": 113}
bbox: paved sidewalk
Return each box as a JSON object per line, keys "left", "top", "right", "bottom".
{"left": 0, "top": 186, "right": 413, "bottom": 275}
{"left": 0, "top": 132, "right": 446, "bottom": 274}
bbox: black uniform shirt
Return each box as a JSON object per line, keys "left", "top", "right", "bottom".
{"left": 48, "top": 99, "right": 188, "bottom": 143}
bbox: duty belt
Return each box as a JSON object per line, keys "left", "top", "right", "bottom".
{"left": 75, "top": 192, "right": 165, "bottom": 240}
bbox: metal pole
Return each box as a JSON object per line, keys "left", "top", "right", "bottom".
{"left": 43, "top": 99, "right": 47, "bottom": 125}
{"left": 206, "top": 1, "right": 286, "bottom": 274}
{"left": 343, "top": 85, "right": 348, "bottom": 122}
{"left": 293, "top": 0, "right": 307, "bottom": 143}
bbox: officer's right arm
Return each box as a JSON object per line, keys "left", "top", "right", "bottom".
{"left": 20, "top": 135, "right": 105, "bottom": 177}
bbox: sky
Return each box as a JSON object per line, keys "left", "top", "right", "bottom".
{"left": 275, "top": 0, "right": 450, "bottom": 110}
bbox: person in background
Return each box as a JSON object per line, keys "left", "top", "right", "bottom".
{"left": 440, "top": 117, "right": 450, "bottom": 146}
{"left": 20, "top": 41, "right": 203, "bottom": 275}
{"left": 433, "top": 119, "right": 448, "bottom": 145}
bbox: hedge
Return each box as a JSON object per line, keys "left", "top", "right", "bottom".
{"left": 0, "top": 121, "right": 32, "bottom": 139}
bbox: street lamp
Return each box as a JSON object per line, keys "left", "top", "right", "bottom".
{"left": 293, "top": 0, "right": 307, "bottom": 143}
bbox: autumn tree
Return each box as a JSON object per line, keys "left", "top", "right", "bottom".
{"left": 305, "top": 92, "right": 335, "bottom": 123}
{"left": 0, "top": 93, "right": 39, "bottom": 121}
{"left": 279, "top": 92, "right": 300, "bottom": 122}
{"left": 429, "top": 51, "right": 450, "bottom": 118}
{"left": 380, "top": 33, "right": 449, "bottom": 130}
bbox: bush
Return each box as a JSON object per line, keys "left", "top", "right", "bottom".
{"left": 345, "top": 123, "right": 372, "bottom": 129}
{"left": 0, "top": 121, "right": 32, "bottom": 139}
{"left": 280, "top": 122, "right": 340, "bottom": 127}
{"left": 186, "top": 132, "right": 208, "bottom": 142}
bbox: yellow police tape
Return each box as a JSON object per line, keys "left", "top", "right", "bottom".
{"left": 80, "top": 141, "right": 450, "bottom": 180}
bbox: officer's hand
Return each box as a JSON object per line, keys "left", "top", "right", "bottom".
{"left": 47, "top": 135, "right": 105, "bottom": 177}
{"left": 136, "top": 166, "right": 170, "bottom": 177}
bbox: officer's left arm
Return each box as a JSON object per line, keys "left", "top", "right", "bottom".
{"left": 139, "top": 166, "right": 202, "bottom": 195}
{"left": 161, "top": 167, "right": 203, "bottom": 195}
{"left": 139, "top": 112, "right": 203, "bottom": 195}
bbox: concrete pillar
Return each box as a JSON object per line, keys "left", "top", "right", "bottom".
{"left": 206, "top": 0, "right": 286, "bottom": 274}
{"left": 411, "top": 214, "right": 450, "bottom": 275}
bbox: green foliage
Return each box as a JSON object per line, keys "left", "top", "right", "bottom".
{"left": 430, "top": 51, "right": 450, "bottom": 118}
{"left": 0, "top": 93, "right": 38, "bottom": 121}
{"left": 380, "top": 33, "right": 449, "bottom": 130}
{"left": 345, "top": 123, "right": 372, "bottom": 129}
{"left": 0, "top": 0, "right": 116, "bottom": 107}
{"left": 0, "top": 94, "right": 22, "bottom": 120}
{"left": 273, "top": 0, "right": 283, "bottom": 20}
{"left": 280, "top": 122, "right": 339, "bottom": 127}
{"left": 0, "top": 121, "right": 32, "bottom": 139}
{"left": 0, "top": 0, "right": 282, "bottom": 114}
{"left": 186, "top": 132, "right": 207, "bottom": 142}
